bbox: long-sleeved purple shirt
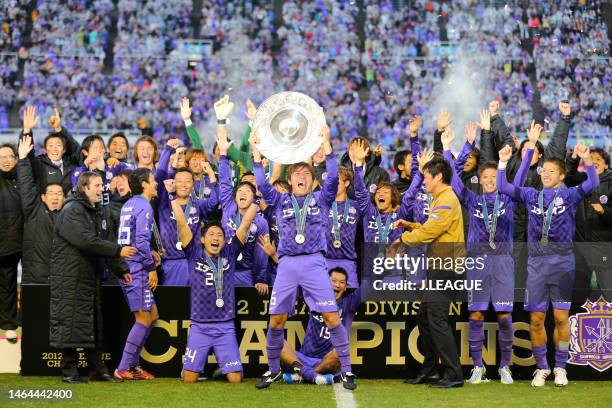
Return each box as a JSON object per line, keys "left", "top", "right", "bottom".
{"left": 445, "top": 148, "right": 533, "bottom": 255}
{"left": 219, "top": 155, "right": 269, "bottom": 284}
{"left": 118, "top": 195, "right": 156, "bottom": 273}
{"left": 355, "top": 165, "right": 409, "bottom": 243}
{"left": 254, "top": 153, "right": 338, "bottom": 257}
{"left": 497, "top": 162, "right": 599, "bottom": 256}
{"left": 323, "top": 198, "right": 361, "bottom": 261}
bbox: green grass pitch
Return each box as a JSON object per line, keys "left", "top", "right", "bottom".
{"left": 1, "top": 375, "right": 611, "bottom": 408}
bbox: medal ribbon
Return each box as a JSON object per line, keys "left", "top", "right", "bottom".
{"left": 290, "top": 193, "right": 313, "bottom": 239}
{"left": 151, "top": 218, "right": 166, "bottom": 257}
{"left": 375, "top": 212, "right": 393, "bottom": 253}
{"left": 331, "top": 200, "right": 350, "bottom": 243}
{"left": 538, "top": 189, "right": 559, "bottom": 242}
{"left": 481, "top": 193, "right": 500, "bottom": 244}
{"left": 203, "top": 252, "right": 224, "bottom": 303}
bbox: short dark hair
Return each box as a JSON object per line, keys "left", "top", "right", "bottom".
{"left": 468, "top": 147, "right": 480, "bottom": 163}
{"left": 393, "top": 150, "right": 410, "bottom": 174}
{"left": 173, "top": 167, "right": 194, "bottom": 179}
{"left": 272, "top": 180, "right": 290, "bottom": 191}
{"left": 478, "top": 161, "right": 498, "bottom": 175}
{"left": 109, "top": 132, "right": 129, "bottom": 149}
{"left": 76, "top": 171, "right": 101, "bottom": 193}
{"left": 338, "top": 166, "right": 354, "bottom": 185}
{"left": 0, "top": 143, "right": 17, "bottom": 157}
{"left": 544, "top": 157, "right": 567, "bottom": 175}
{"left": 128, "top": 168, "right": 153, "bottom": 195}
{"left": 591, "top": 148, "right": 610, "bottom": 167}
{"left": 81, "top": 134, "right": 105, "bottom": 153}
{"left": 286, "top": 162, "right": 314, "bottom": 185}
{"left": 235, "top": 180, "right": 256, "bottom": 198}
{"left": 519, "top": 139, "right": 544, "bottom": 156}
{"left": 329, "top": 266, "right": 348, "bottom": 281}
{"left": 44, "top": 183, "right": 64, "bottom": 194}
{"left": 423, "top": 157, "right": 452, "bottom": 185}
{"left": 43, "top": 133, "right": 65, "bottom": 150}
{"left": 117, "top": 168, "right": 132, "bottom": 178}
{"left": 240, "top": 171, "right": 255, "bottom": 180}
{"left": 202, "top": 221, "right": 225, "bottom": 239}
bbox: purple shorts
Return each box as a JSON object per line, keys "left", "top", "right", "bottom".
{"left": 467, "top": 254, "right": 514, "bottom": 312}
{"left": 182, "top": 320, "right": 242, "bottom": 374}
{"left": 161, "top": 258, "right": 190, "bottom": 286}
{"left": 234, "top": 269, "right": 254, "bottom": 287}
{"left": 270, "top": 253, "right": 337, "bottom": 315}
{"left": 525, "top": 253, "right": 575, "bottom": 312}
{"left": 325, "top": 259, "right": 358, "bottom": 288}
{"left": 119, "top": 270, "right": 155, "bottom": 312}
{"left": 295, "top": 350, "right": 323, "bottom": 370}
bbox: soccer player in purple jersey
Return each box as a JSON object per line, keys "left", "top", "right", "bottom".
{"left": 497, "top": 143, "right": 599, "bottom": 387}
{"left": 442, "top": 121, "right": 539, "bottom": 385}
{"left": 71, "top": 135, "right": 128, "bottom": 207}
{"left": 352, "top": 139, "right": 410, "bottom": 245}
{"left": 249, "top": 124, "right": 357, "bottom": 390}
{"left": 216, "top": 129, "right": 270, "bottom": 295}
{"left": 155, "top": 139, "right": 218, "bottom": 285}
{"left": 115, "top": 168, "right": 160, "bottom": 381}
{"left": 281, "top": 267, "right": 362, "bottom": 385}
{"left": 173, "top": 198, "right": 258, "bottom": 384}
{"left": 323, "top": 167, "right": 361, "bottom": 288}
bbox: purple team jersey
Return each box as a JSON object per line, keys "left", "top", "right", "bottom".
{"left": 253, "top": 153, "right": 338, "bottom": 257}
{"left": 184, "top": 237, "right": 242, "bottom": 322}
{"left": 323, "top": 199, "right": 361, "bottom": 261}
{"left": 354, "top": 165, "right": 408, "bottom": 243}
{"left": 300, "top": 289, "right": 362, "bottom": 359}
{"left": 497, "top": 164, "right": 599, "bottom": 256}
{"left": 118, "top": 195, "right": 156, "bottom": 273}
{"left": 72, "top": 162, "right": 128, "bottom": 206}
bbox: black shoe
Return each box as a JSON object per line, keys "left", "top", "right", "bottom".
{"left": 340, "top": 372, "right": 357, "bottom": 390}
{"left": 429, "top": 379, "right": 464, "bottom": 388}
{"left": 90, "top": 373, "right": 123, "bottom": 383}
{"left": 255, "top": 371, "right": 282, "bottom": 389}
{"left": 404, "top": 372, "right": 440, "bottom": 384}
{"left": 62, "top": 375, "right": 88, "bottom": 384}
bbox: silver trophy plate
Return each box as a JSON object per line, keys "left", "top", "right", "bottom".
{"left": 252, "top": 92, "right": 325, "bottom": 164}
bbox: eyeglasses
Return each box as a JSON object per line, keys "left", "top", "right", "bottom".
{"left": 0, "top": 154, "right": 16, "bottom": 161}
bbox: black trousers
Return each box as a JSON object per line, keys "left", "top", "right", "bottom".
{"left": 0, "top": 253, "right": 20, "bottom": 331}
{"left": 60, "top": 348, "right": 108, "bottom": 378}
{"left": 416, "top": 269, "right": 463, "bottom": 381}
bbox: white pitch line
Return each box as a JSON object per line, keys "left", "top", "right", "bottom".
{"left": 333, "top": 383, "right": 357, "bottom": 408}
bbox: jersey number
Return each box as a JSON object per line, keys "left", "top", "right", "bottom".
{"left": 118, "top": 215, "right": 131, "bottom": 245}
{"left": 319, "top": 326, "right": 330, "bottom": 339}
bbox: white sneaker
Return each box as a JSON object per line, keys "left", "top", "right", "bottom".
{"left": 553, "top": 367, "right": 568, "bottom": 387}
{"left": 467, "top": 366, "right": 488, "bottom": 384}
{"left": 499, "top": 366, "right": 514, "bottom": 385}
{"left": 531, "top": 368, "right": 551, "bottom": 387}
{"left": 5, "top": 330, "right": 17, "bottom": 344}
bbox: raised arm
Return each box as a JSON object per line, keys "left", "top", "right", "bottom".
{"left": 171, "top": 198, "right": 193, "bottom": 248}
{"left": 320, "top": 124, "right": 339, "bottom": 205}
{"left": 352, "top": 139, "right": 373, "bottom": 214}
{"left": 235, "top": 203, "right": 258, "bottom": 244}
{"left": 544, "top": 102, "right": 571, "bottom": 160}
{"left": 496, "top": 145, "right": 522, "bottom": 201}
{"left": 16, "top": 136, "right": 41, "bottom": 219}
{"left": 434, "top": 110, "right": 451, "bottom": 154}
{"left": 180, "top": 97, "right": 204, "bottom": 150}
{"left": 408, "top": 116, "right": 422, "bottom": 179}
{"left": 477, "top": 109, "right": 496, "bottom": 165}
{"left": 571, "top": 145, "right": 600, "bottom": 201}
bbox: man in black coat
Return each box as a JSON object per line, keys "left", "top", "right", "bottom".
{"left": 0, "top": 142, "right": 22, "bottom": 344}
{"left": 17, "top": 136, "right": 65, "bottom": 284}
{"left": 49, "top": 171, "right": 136, "bottom": 383}
{"left": 565, "top": 147, "right": 612, "bottom": 302}
{"left": 20, "top": 107, "right": 80, "bottom": 194}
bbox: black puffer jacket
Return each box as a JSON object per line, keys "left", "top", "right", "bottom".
{"left": 49, "top": 192, "right": 122, "bottom": 349}
{"left": 17, "top": 159, "right": 60, "bottom": 283}
{"left": 21, "top": 127, "right": 80, "bottom": 194}
{"left": 0, "top": 168, "right": 22, "bottom": 257}
{"left": 566, "top": 164, "right": 612, "bottom": 243}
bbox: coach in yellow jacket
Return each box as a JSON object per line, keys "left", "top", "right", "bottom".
{"left": 401, "top": 156, "right": 465, "bottom": 388}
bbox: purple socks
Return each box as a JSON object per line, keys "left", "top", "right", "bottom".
{"left": 555, "top": 341, "right": 569, "bottom": 369}
{"left": 329, "top": 323, "right": 352, "bottom": 373}
{"left": 118, "top": 322, "right": 148, "bottom": 371}
{"left": 292, "top": 361, "right": 317, "bottom": 382}
{"left": 497, "top": 316, "right": 514, "bottom": 367}
{"left": 266, "top": 327, "right": 285, "bottom": 373}
{"left": 532, "top": 345, "right": 549, "bottom": 369}
{"left": 469, "top": 319, "right": 484, "bottom": 367}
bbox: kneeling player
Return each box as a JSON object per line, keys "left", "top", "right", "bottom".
{"left": 281, "top": 267, "right": 362, "bottom": 385}
{"left": 172, "top": 196, "right": 258, "bottom": 384}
